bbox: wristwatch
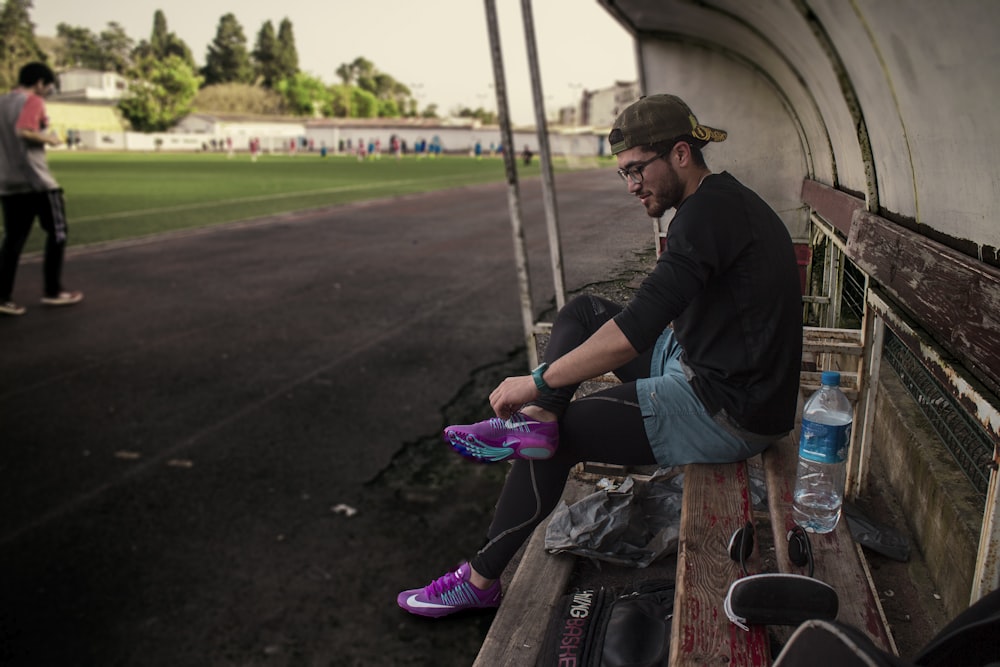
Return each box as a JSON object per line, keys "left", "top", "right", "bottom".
{"left": 531, "top": 363, "right": 554, "bottom": 394}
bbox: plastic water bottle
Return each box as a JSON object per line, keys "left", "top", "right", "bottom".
{"left": 792, "top": 370, "right": 853, "bottom": 533}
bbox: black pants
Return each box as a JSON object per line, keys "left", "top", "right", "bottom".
{"left": 470, "top": 296, "right": 658, "bottom": 580}
{"left": 0, "top": 189, "right": 68, "bottom": 301}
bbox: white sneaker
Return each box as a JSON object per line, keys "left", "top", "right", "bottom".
{"left": 40, "top": 290, "right": 84, "bottom": 306}
{"left": 0, "top": 301, "right": 26, "bottom": 316}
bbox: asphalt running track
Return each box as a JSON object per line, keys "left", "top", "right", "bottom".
{"left": 0, "top": 166, "right": 654, "bottom": 666}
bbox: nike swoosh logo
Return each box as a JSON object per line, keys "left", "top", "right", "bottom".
{"left": 406, "top": 594, "right": 452, "bottom": 609}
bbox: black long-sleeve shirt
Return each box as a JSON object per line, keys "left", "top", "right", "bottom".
{"left": 615, "top": 172, "right": 803, "bottom": 437}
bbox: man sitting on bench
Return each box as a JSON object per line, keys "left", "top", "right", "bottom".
{"left": 397, "top": 94, "right": 803, "bottom": 619}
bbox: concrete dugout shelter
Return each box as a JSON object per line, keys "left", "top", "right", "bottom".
{"left": 599, "top": 0, "right": 998, "bottom": 257}
{"left": 595, "top": 0, "right": 1000, "bottom": 617}
{"left": 489, "top": 0, "right": 999, "bottom": 624}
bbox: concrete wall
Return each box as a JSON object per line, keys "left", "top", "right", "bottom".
{"left": 638, "top": 40, "right": 812, "bottom": 243}
{"left": 872, "top": 369, "right": 983, "bottom": 618}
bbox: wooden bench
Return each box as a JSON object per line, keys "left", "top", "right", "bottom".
{"left": 475, "top": 326, "right": 896, "bottom": 665}
{"left": 670, "top": 434, "right": 895, "bottom": 665}
{"left": 671, "top": 328, "right": 894, "bottom": 664}
{"left": 670, "top": 459, "right": 771, "bottom": 665}
{"left": 764, "top": 435, "right": 895, "bottom": 650}
{"left": 476, "top": 440, "right": 895, "bottom": 666}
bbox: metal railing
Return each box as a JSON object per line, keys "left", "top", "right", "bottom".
{"left": 829, "top": 251, "right": 991, "bottom": 502}
{"left": 882, "top": 329, "right": 993, "bottom": 501}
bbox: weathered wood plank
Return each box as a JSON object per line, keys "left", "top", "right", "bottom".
{"left": 669, "top": 462, "right": 770, "bottom": 666}
{"left": 847, "top": 209, "right": 1000, "bottom": 395}
{"left": 801, "top": 179, "right": 866, "bottom": 237}
{"left": 762, "top": 435, "right": 896, "bottom": 654}
{"left": 803, "top": 326, "right": 864, "bottom": 355}
{"left": 799, "top": 371, "right": 859, "bottom": 387}
{"left": 472, "top": 477, "right": 590, "bottom": 667}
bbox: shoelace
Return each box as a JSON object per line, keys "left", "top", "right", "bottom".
{"left": 491, "top": 414, "right": 532, "bottom": 433}
{"left": 426, "top": 569, "right": 463, "bottom": 596}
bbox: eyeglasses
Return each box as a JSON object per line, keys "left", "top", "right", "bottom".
{"left": 616, "top": 151, "right": 669, "bottom": 185}
{"left": 727, "top": 521, "right": 814, "bottom": 577}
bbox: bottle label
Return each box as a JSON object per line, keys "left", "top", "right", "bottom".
{"left": 798, "top": 418, "right": 851, "bottom": 464}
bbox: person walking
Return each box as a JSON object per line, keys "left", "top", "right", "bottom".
{"left": 0, "top": 62, "right": 83, "bottom": 316}
{"left": 397, "top": 94, "right": 803, "bottom": 617}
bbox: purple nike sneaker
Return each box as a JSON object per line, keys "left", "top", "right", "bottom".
{"left": 443, "top": 412, "right": 559, "bottom": 462}
{"left": 397, "top": 562, "right": 502, "bottom": 618}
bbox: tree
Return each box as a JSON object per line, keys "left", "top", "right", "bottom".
{"left": 134, "top": 11, "right": 195, "bottom": 69}
{"left": 324, "top": 83, "right": 379, "bottom": 119}
{"left": 149, "top": 10, "right": 168, "bottom": 57}
{"left": 55, "top": 24, "right": 101, "bottom": 68}
{"left": 56, "top": 21, "right": 133, "bottom": 73}
{"left": 333, "top": 56, "right": 416, "bottom": 118}
{"left": 349, "top": 86, "right": 379, "bottom": 118}
{"left": 327, "top": 84, "right": 352, "bottom": 117}
{"left": 202, "top": 13, "right": 252, "bottom": 86}
{"left": 273, "top": 18, "right": 298, "bottom": 83}
{"left": 118, "top": 54, "right": 201, "bottom": 132}
{"left": 372, "top": 72, "right": 410, "bottom": 114}
{"left": 0, "top": 0, "right": 47, "bottom": 90}
{"left": 454, "top": 106, "right": 497, "bottom": 125}
{"left": 274, "top": 71, "right": 328, "bottom": 116}
{"left": 98, "top": 22, "right": 134, "bottom": 73}
{"left": 335, "top": 56, "right": 374, "bottom": 87}
{"left": 193, "top": 82, "right": 286, "bottom": 115}
{"left": 251, "top": 20, "right": 278, "bottom": 87}
{"left": 377, "top": 98, "right": 400, "bottom": 118}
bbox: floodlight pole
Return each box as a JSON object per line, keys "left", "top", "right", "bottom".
{"left": 484, "top": 0, "right": 539, "bottom": 368}
{"left": 520, "top": 0, "right": 567, "bottom": 312}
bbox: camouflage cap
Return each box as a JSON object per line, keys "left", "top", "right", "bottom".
{"left": 608, "top": 94, "right": 727, "bottom": 155}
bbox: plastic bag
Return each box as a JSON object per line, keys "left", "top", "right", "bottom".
{"left": 544, "top": 468, "right": 683, "bottom": 567}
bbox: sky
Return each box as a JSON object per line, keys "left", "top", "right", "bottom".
{"left": 31, "top": 0, "right": 638, "bottom": 125}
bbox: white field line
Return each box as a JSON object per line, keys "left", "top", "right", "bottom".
{"left": 72, "top": 177, "right": 453, "bottom": 223}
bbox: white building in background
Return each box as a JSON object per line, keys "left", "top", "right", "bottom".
{"left": 580, "top": 81, "right": 641, "bottom": 128}
{"left": 52, "top": 68, "right": 127, "bottom": 103}
{"left": 556, "top": 81, "right": 640, "bottom": 129}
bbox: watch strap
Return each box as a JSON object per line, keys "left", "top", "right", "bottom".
{"left": 532, "top": 363, "right": 553, "bottom": 393}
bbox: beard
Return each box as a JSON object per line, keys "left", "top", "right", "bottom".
{"left": 640, "top": 161, "right": 685, "bottom": 218}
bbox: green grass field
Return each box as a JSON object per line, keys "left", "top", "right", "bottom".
{"left": 24, "top": 151, "right": 569, "bottom": 254}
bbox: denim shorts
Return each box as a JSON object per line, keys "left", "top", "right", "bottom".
{"left": 636, "top": 329, "right": 771, "bottom": 466}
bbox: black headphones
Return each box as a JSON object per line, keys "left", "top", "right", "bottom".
{"left": 728, "top": 521, "right": 815, "bottom": 577}
{"left": 787, "top": 524, "right": 815, "bottom": 577}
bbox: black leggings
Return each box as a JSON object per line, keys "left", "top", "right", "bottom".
{"left": 470, "top": 296, "right": 658, "bottom": 580}
{"left": 0, "top": 190, "right": 68, "bottom": 300}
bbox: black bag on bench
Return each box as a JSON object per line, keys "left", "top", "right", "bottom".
{"left": 537, "top": 579, "right": 674, "bottom": 667}
{"left": 773, "top": 586, "right": 1000, "bottom": 667}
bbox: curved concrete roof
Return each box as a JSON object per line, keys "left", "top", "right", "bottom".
{"left": 600, "top": 0, "right": 999, "bottom": 261}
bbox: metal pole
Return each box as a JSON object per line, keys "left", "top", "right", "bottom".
{"left": 483, "top": 0, "right": 538, "bottom": 368}
{"left": 520, "top": 0, "right": 566, "bottom": 310}
{"left": 974, "top": 450, "right": 1000, "bottom": 601}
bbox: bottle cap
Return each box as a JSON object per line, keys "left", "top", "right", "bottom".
{"left": 821, "top": 370, "right": 841, "bottom": 386}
